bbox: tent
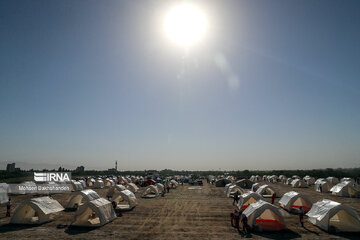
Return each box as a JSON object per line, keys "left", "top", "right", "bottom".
{"left": 141, "top": 185, "right": 159, "bottom": 198}
{"left": 156, "top": 183, "right": 165, "bottom": 192}
{"left": 262, "top": 175, "right": 268, "bottom": 181}
{"left": 326, "top": 177, "right": 339, "bottom": 185}
{"left": 94, "top": 180, "right": 105, "bottom": 189}
{"left": 235, "top": 179, "right": 254, "bottom": 189}
{"left": 341, "top": 178, "right": 354, "bottom": 184}
{"left": 111, "top": 190, "right": 138, "bottom": 210}
{"left": 256, "top": 185, "right": 276, "bottom": 198}
{"left": 251, "top": 183, "right": 261, "bottom": 192}
{"left": 126, "top": 183, "right": 139, "bottom": 193}
{"left": 66, "top": 189, "right": 101, "bottom": 209}
{"left": 267, "top": 175, "right": 278, "bottom": 183}
{"left": 303, "top": 176, "right": 315, "bottom": 185}
{"left": 330, "top": 181, "right": 360, "bottom": 197}
{"left": 315, "top": 180, "right": 332, "bottom": 193}
{"left": 278, "top": 191, "right": 312, "bottom": 213}
{"left": 0, "top": 183, "right": 9, "bottom": 204}
{"left": 10, "top": 196, "right": 64, "bottom": 224}
{"left": 291, "top": 179, "right": 308, "bottom": 188}
{"left": 250, "top": 175, "right": 261, "bottom": 182}
{"left": 242, "top": 200, "right": 287, "bottom": 232}
{"left": 306, "top": 199, "right": 360, "bottom": 232}
{"left": 226, "top": 185, "right": 245, "bottom": 198}
{"left": 279, "top": 175, "right": 287, "bottom": 182}
{"left": 292, "top": 175, "right": 300, "bottom": 179}
{"left": 87, "top": 178, "right": 95, "bottom": 187}
{"left": 237, "top": 191, "right": 264, "bottom": 211}
{"left": 104, "top": 179, "right": 115, "bottom": 187}
{"left": 71, "top": 198, "right": 116, "bottom": 227}
{"left": 170, "top": 179, "right": 178, "bottom": 188}
{"left": 224, "top": 183, "right": 235, "bottom": 194}
{"left": 70, "top": 181, "right": 83, "bottom": 192}
{"left": 106, "top": 184, "right": 126, "bottom": 198}
{"left": 215, "top": 178, "right": 232, "bottom": 187}
{"left": 78, "top": 180, "right": 87, "bottom": 188}
{"left": 285, "top": 178, "right": 293, "bottom": 185}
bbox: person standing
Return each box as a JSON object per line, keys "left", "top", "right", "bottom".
{"left": 166, "top": 184, "right": 170, "bottom": 193}
{"left": 271, "top": 193, "right": 275, "bottom": 204}
{"left": 319, "top": 184, "right": 322, "bottom": 193}
{"left": 233, "top": 191, "right": 240, "bottom": 206}
{"left": 6, "top": 198, "right": 11, "bottom": 217}
{"left": 241, "top": 212, "right": 249, "bottom": 233}
{"left": 299, "top": 206, "right": 304, "bottom": 227}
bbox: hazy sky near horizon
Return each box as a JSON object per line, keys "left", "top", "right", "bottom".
{"left": 1, "top": 0, "right": 360, "bottom": 171}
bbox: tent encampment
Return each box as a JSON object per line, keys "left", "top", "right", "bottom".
{"left": 71, "top": 198, "right": 116, "bottom": 227}
{"left": 278, "top": 191, "right": 312, "bottom": 213}
{"left": 306, "top": 199, "right": 360, "bottom": 232}
{"left": 10, "top": 196, "right": 64, "bottom": 224}
{"left": 256, "top": 185, "right": 277, "bottom": 198}
{"left": 237, "top": 191, "right": 264, "bottom": 211}
{"left": 111, "top": 190, "right": 138, "bottom": 210}
{"left": 141, "top": 185, "right": 159, "bottom": 198}
{"left": 330, "top": 181, "right": 360, "bottom": 197}
{"left": 242, "top": 200, "right": 287, "bottom": 232}
{"left": 65, "top": 189, "right": 101, "bottom": 209}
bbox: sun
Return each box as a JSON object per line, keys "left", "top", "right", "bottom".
{"left": 164, "top": 4, "right": 207, "bottom": 47}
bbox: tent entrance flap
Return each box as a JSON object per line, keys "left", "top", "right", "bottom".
{"left": 255, "top": 209, "right": 285, "bottom": 231}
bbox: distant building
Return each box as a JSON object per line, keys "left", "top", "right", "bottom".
{"left": 6, "top": 163, "right": 20, "bottom": 172}
{"left": 108, "top": 161, "right": 118, "bottom": 172}
{"left": 75, "top": 166, "right": 85, "bottom": 172}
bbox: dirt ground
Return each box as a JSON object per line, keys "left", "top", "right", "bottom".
{"left": 0, "top": 180, "right": 359, "bottom": 239}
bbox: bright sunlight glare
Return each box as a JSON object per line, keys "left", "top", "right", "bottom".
{"left": 164, "top": 4, "right": 207, "bottom": 47}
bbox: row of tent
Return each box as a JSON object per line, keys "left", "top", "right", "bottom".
{"left": 10, "top": 187, "right": 138, "bottom": 227}
{"left": 226, "top": 184, "right": 360, "bottom": 232}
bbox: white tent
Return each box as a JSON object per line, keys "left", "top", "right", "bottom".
{"left": 251, "top": 183, "right": 261, "bottom": 192}
{"left": 78, "top": 180, "right": 87, "bottom": 188}
{"left": 291, "top": 179, "right": 308, "bottom": 188}
{"left": 279, "top": 175, "right": 287, "bottom": 183}
{"left": 267, "top": 175, "right": 278, "bottom": 183}
{"left": 285, "top": 178, "right": 293, "bottom": 185}
{"left": 87, "top": 178, "right": 95, "bottom": 187}
{"left": 106, "top": 184, "right": 126, "bottom": 198}
{"left": 0, "top": 183, "right": 9, "bottom": 204}
{"left": 330, "top": 181, "right": 359, "bottom": 197}
{"left": 170, "top": 179, "right": 178, "bottom": 188}
{"left": 341, "top": 177, "right": 354, "bottom": 184}
{"left": 141, "top": 185, "right": 159, "bottom": 198}
{"left": 226, "top": 185, "right": 245, "bottom": 198}
{"left": 126, "top": 183, "right": 139, "bottom": 193}
{"left": 256, "top": 185, "right": 276, "bottom": 198}
{"left": 242, "top": 200, "right": 287, "bottom": 232}
{"left": 237, "top": 191, "right": 264, "bottom": 211}
{"left": 292, "top": 175, "right": 300, "bottom": 179}
{"left": 315, "top": 180, "right": 332, "bottom": 193}
{"left": 235, "top": 179, "right": 254, "bottom": 189}
{"left": 94, "top": 180, "right": 105, "bottom": 189}
{"left": 104, "top": 179, "right": 115, "bottom": 187}
{"left": 306, "top": 199, "right": 360, "bottom": 232}
{"left": 279, "top": 191, "right": 312, "bottom": 213}
{"left": 303, "top": 176, "right": 315, "bottom": 185}
{"left": 70, "top": 181, "right": 83, "bottom": 192}
{"left": 111, "top": 189, "right": 138, "bottom": 210}
{"left": 71, "top": 198, "right": 116, "bottom": 227}
{"left": 66, "top": 189, "right": 101, "bottom": 209}
{"left": 224, "top": 183, "right": 235, "bottom": 194}
{"left": 156, "top": 183, "right": 165, "bottom": 192}
{"left": 326, "top": 177, "right": 339, "bottom": 185}
{"left": 11, "top": 196, "right": 64, "bottom": 224}
{"left": 250, "top": 175, "right": 261, "bottom": 182}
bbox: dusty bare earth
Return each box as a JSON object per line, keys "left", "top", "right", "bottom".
{"left": 0, "top": 181, "right": 359, "bottom": 239}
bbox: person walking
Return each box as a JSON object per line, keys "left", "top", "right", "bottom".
{"left": 230, "top": 209, "right": 241, "bottom": 228}
{"left": 166, "top": 184, "right": 170, "bottom": 193}
{"left": 6, "top": 198, "right": 11, "bottom": 217}
{"left": 299, "top": 206, "right": 304, "bottom": 227}
{"left": 233, "top": 191, "right": 240, "bottom": 206}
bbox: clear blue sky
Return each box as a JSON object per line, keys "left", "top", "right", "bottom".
{"left": 1, "top": 0, "right": 359, "bottom": 170}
